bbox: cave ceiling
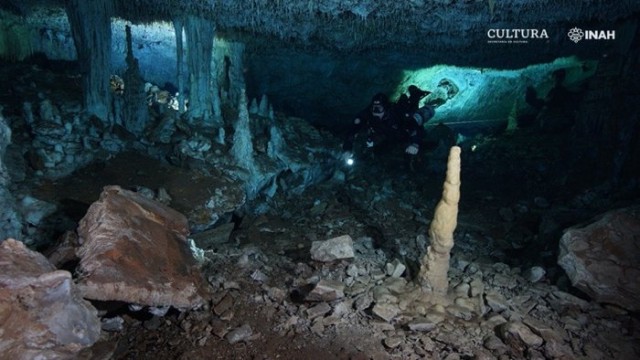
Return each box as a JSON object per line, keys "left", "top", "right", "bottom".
{"left": 5, "top": 0, "right": 639, "bottom": 62}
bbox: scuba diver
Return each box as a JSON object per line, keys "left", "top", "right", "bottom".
{"left": 342, "top": 90, "right": 435, "bottom": 167}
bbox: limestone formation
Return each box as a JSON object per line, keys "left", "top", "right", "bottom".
{"left": 0, "top": 111, "right": 22, "bottom": 240}
{"left": 418, "top": 146, "right": 461, "bottom": 297}
{"left": 0, "top": 108, "right": 12, "bottom": 186}
{"left": 231, "top": 89, "right": 255, "bottom": 174}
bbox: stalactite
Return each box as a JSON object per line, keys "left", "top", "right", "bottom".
{"left": 65, "top": 0, "right": 113, "bottom": 122}
{"left": 122, "top": 25, "right": 148, "bottom": 136}
{"left": 487, "top": 0, "right": 496, "bottom": 21}
{"left": 0, "top": 16, "right": 33, "bottom": 61}
{"left": 172, "top": 18, "right": 186, "bottom": 114}
{"left": 227, "top": 42, "right": 247, "bottom": 107}
{"left": 184, "top": 15, "right": 219, "bottom": 127}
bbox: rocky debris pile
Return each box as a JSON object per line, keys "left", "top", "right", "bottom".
{"left": 0, "top": 239, "right": 101, "bottom": 359}
{"left": 107, "top": 226, "right": 639, "bottom": 359}
{"left": 24, "top": 97, "right": 119, "bottom": 177}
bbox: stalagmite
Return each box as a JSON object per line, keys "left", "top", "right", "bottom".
{"left": 249, "top": 98, "right": 259, "bottom": 114}
{"left": 418, "top": 146, "right": 461, "bottom": 297}
{"left": 231, "top": 89, "right": 255, "bottom": 173}
{"left": 258, "top": 94, "right": 269, "bottom": 117}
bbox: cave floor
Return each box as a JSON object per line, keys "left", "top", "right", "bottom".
{"left": 3, "top": 59, "right": 638, "bottom": 359}
{"left": 28, "top": 130, "right": 638, "bottom": 359}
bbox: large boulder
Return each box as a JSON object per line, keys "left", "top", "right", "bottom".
{"left": 558, "top": 206, "right": 640, "bottom": 311}
{"left": 76, "top": 185, "right": 210, "bottom": 309}
{"left": 0, "top": 238, "right": 101, "bottom": 360}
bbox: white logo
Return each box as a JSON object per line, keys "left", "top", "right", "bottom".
{"left": 568, "top": 27, "right": 615, "bottom": 43}
{"left": 568, "top": 27, "right": 584, "bottom": 43}
{"left": 486, "top": 28, "right": 549, "bottom": 44}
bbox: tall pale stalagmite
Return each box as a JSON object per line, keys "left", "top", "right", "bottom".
{"left": 418, "top": 146, "right": 461, "bottom": 296}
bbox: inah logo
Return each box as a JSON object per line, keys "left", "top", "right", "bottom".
{"left": 568, "top": 27, "right": 584, "bottom": 43}
{"left": 568, "top": 27, "right": 615, "bottom": 43}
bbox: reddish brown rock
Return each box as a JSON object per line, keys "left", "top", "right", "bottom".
{"left": 0, "top": 238, "right": 101, "bottom": 360}
{"left": 45, "top": 230, "right": 81, "bottom": 268}
{"left": 558, "top": 205, "right": 640, "bottom": 311}
{"left": 76, "top": 185, "right": 210, "bottom": 309}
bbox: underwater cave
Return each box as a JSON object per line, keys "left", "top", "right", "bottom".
{"left": 0, "top": 0, "right": 639, "bottom": 359}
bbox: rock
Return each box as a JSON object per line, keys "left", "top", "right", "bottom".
{"left": 332, "top": 298, "right": 354, "bottom": 317}
{"left": 17, "top": 195, "right": 57, "bottom": 226}
{"left": 310, "top": 234, "right": 355, "bottom": 262}
{"left": 524, "top": 266, "right": 546, "bottom": 283}
{"left": 498, "top": 321, "right": 543, "bottom": 354}
{"left": 407, "top": 317, "right": 437, "bottom": 332}
{"left": 385, "top": 258, "right": 406, "bottom": 278}
{"left": 424, "top": 306, "right": 446, "bottom": 324}
{"left": 482, "top": 313, "right": 508, "bottom": 330}
{"left": 225, "top": 324, "right": 253, "bottom": 344}
{"left": 372, "top": 303, "right": 400, "bottom": 322}
{"left": 483, "top": 334, "right": 507, "bottom": 353}
{"left": 101, "top": 316, "right": 125, "bottom": 332}
{"left": 453, "top": 282, "right": 470, "bottom": 297}
{"left": 45, "top": 230, "right": 80, "bottom": 268}
{"left": 491, "top": 273, "right": 518, "bottom": 289}
{"left": 0, "top": 239, "right": 101, "bottom": 359}
{"left": 213, "top": 293, "right": 234, "bottom": 316}
{"left": 76, "top": 185, "right": 210, "bottom": 309}
{"left": 443, "top": 353, "right": 461, "bottom": 360}
{"left": 370, "top": 320, "right": 395, "bottom": 332}
{"left": 306, "top": 302, "right": 332, "bottom": 320}
{"left": 454, "top": 297, "right": 477, "bottom": 312}
{"left": 546, "top": 290, "right": 590, "bottom": 312}
{"left": 190, "top": 222, "right": 235, "bottom": 249}
{"left": 305, "top": 279, "right": 345, "bottom": 302}
{"left": 383, "top": 276, "right": 408, "bottom": 295}
{"left": 345, "top": 263, "right": 359, "bottom": 277}
{"left": 499, "top": 207, "right": 515, "bottom": 222}
{"left": 469, "top": 277, "right": 484, "bottom": 297}
{"left": 310, "top": 319, "right": 325, "bottom": 335}
{"left": 372, "top": 285, "right": 398, "bottom": 304}
{"left": 383, "top": 336, "right": 403, "bottom": 349}
{"left": 558, "top": 206, "right": 640, "bottom": 311}
{"left": 354, "top": 293, "right": 373, "bottom": 311}
{"left": 446, "top": 304, "right": 474, "bottom": 321}
{"left": 211, "top": 318, "right": 228, "bottom": 338}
